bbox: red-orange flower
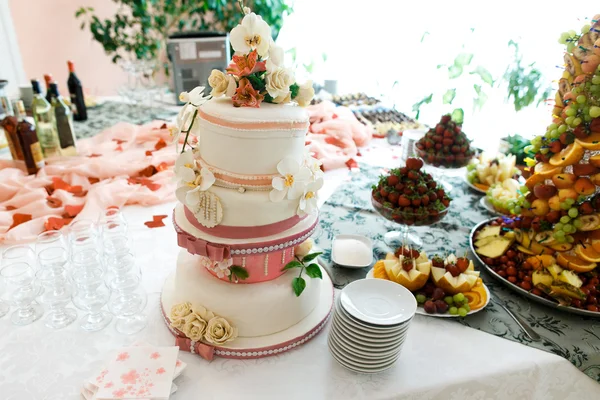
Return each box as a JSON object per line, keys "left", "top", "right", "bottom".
{"left": 226, "top": 50, "right": 266, "bottom": 77}
{"left": 232, "top": 78, "right": 264, "bottom": 108}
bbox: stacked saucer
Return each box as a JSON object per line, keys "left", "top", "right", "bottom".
{"left": 328, "top": 279, "right": 417, "bottom": 373}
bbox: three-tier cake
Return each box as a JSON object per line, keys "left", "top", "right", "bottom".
{"left": 160, "top": 8, "right": 333, "bottom": 359}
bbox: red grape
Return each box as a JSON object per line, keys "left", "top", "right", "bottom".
{"left": 423, "top": 300, "right": 437, "bottom": 314}
{"left": 432, "top": 287, "right": 445, "bottom": 301}
{"left": 435, "top": 300, "right": 449, "bottom": 313}
{"left": 508, "top": 276, "right": 518, "bottom": 284}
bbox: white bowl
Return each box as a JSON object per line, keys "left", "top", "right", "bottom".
{"left": 331, "top": 234, "right": 373, "bottom": 268}
{"left": 340, "top": 279, "right": 417, "bottom": 326}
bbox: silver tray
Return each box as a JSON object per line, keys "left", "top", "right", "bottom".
{"left": 469, "top": 218, "right": 600, "bottom": 319}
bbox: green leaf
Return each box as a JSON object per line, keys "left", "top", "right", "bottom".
{"left": 470, "top": 66, "right": 494, "bottom": 86}
{"left": 442, "top": 89, "right": 456, "bottom": 104}
{"left": 436, "top": 64, "right": 445, "bottom": 69}
{"left": 281, "top": 260, "right": 303, "bottom": 271}
{"left": 473, "top": 84, "right": 482, "bottom": 96}
{"left": 420, "top": 31, "right": 429, "bottom": 43}
{"left": 473, "top": 91, "right": 488, "bottom": 111}
{"left": 229, "top": 265, "right": 249, "bottom": 281}
{"left": 453, "top": 53, "right": 473, "bottom": 67}
{"left": 448, "top": 64, "right": 463, "bottom": 79}
{"left": 412, "top": 93, "right": 433, "bottom": 119}
{"left": 302, "top": 252, "right": 323, "bottom": 263}
{"left": 246, "top": 73, "right": 266, "bottom": 92}
{"left": 451, "top": 108, "right": 464, "bottom": 124}
{"left": 289, "top": 82, "right": 299, "bottom": 99}
{"left": 292, "top": 277, "right": 306, "bottom": 297}
{"left": 264, "top": 93, "right": 274, "bottom": 103}
{"left": 305, "top": 263, "right": 322, "bottom": 279}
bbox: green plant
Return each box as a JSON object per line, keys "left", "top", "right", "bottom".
{"left": 281, "top": 251, "right": 323, "bottom": 296}
{"left": 503, "top": 134, "right": 534, "bottom": 165}
{"left": 76, "top": 0, "right": 292, "bottom": 69}
{"left": 504, "top": 40, "right": 552, "bottom": 111}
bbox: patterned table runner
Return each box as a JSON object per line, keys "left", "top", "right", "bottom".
{"left": 314, "top": 163, "right": 600, "bottom": 383}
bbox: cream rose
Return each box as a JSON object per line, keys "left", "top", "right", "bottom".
{"left": 182, "top": 312, "right": 208, "bottom": 342}
{"left": 294, "top": 238, "right": 314, "bottom": 257}
{"left": 296, "top": 81, "right": 315, "bottom": 107}
{"left": 208, "top": 70, "right": 236, "bottom": 98}
{"left": 193, "top": 304, "right": 215, "bottom": 322}
{"left": 266, "top": 67, "right": 295, "bottom": 100}
{"left": 170, "top": 317, "right": 186, "bottom": 331}
{"left": 170, "top": 302, "right": 192, "bottom": 320}
{"left": 204, "top": 317, "right": 238, "bottom": 345}
{"left": 272, "top": 92, "right": 292, "bottom": 104}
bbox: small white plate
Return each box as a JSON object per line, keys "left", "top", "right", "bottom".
{"left": 328, "top": 339, "right": 399, "bottom": 373}
{"left": 464, "top": 175, "right": 488, "bottom": 194}
{"left": 329, "top": 328, "right": 402, "bottom": 359}
{"left": 365, "top": 268, "right": 491, "bottom": 318}
{"left": 335, "top": 298, "right": 411, "bottom": 331}
{"left": 331, "top": 234, "right": 374, "bottom": 268}
{"left": 332, "top": 314, "right": 409, "bottom": 345}
{"left": 479, "top": 197, "right": 509, "bottom": 216}
{"left": 333, "top": 311, "right": 409, "bottom": 339}
{"left": 332, "top": 319, "right": 407, "bottom": 348}
{"left": 340, "top": 279, "right": 417, "bottom": 326}
{"left": 328, "top": 335, "right": 401, "bottom": 365}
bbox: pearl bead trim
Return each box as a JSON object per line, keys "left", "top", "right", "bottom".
{"left": 230, "top": 225, "right": 316, "bottom": 256}
{"left": 197, "top": 157, "right": 276, "bottom": 181}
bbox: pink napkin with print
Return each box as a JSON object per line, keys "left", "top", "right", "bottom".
{"left": 0, "top": 121, "right": 177, "bottom": 245}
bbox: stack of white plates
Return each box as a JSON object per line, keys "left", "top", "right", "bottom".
{"left": 328, "top": 279, "right": 417, "bottom": 373}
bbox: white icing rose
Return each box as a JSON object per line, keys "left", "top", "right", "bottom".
{"left": 208, "top": 70, "right": 236, "bottom": 98}
{"left": 193, "top": 304, "right": 216, "bottom": 322}
{"left": 294, "top": 238, "right": 314, "bottom": 257}
{"left": 170, "top": 302, "right": 192, "bottom": 320}
{"left": 170, "top": 317, "right": 186, "bottom": 331}
{"left": 204, "top": 317, "right": 238, "bottom": 345}
{"left": 296, "top": 80, "right": 315, "bottom": 107}
{"left": 266, "top": 67, "right": 295, "bottom": 101}
{"left": 182, "top": 312, "right": 208, "bottom": 341}
{"left": 272, "top": 92, "right": 292, "bottom": 104}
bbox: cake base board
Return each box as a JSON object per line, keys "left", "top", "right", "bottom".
{"left": 160, "top": 269, "right": 334, "bottom": 359}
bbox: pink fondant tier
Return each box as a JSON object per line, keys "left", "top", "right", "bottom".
{"left": 174, "top": 206, "right": 319, "bottom": 284}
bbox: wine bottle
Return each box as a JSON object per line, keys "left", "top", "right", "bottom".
{"left": 31, "top": 79, "right": 61, "bottom": 157}
{"left": 49, "top": 83, "right": 77, "bottom": 156}
{"left": 0, "top": 97, "right": 24, "bottom": 161}
{"left": 44, "top": 74, "right": 54, "bottom": 104}
{"left": 15, "top": 101, "right": 45, "bottom": 174}
{"left": 67, "top": 60, "right": 87, "bottom": 121}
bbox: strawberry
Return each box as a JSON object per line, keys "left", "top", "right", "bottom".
{"left": 380, "top": 187, "right": 389, "bottom": 197}
{"left": 388, "top": 192, "right": 400, "bottom": 205}
{"left": 451, "top": 145, "right": 460, "bottom": 153}
{"left": 443, "top": 146, "right": 450, "bottom": 153}
{"left": 456, "top": 257, "right": 470, "bottom": 272}
{"left": 422, "top": 195, "right": 430, "bottom": 206}
{"left": 443, "top": 130, "right": 453, "bottom": 138}
{"left": 442, "top": 138, "right": 453, "bottom": 146}
{"left": 441, "top": 198, "right": 450, "bottom": 207}
{"left": 435, "top": 125, "right": 444, "bottom": 134}
{"left": 416, "top": 142, "right": 425, "bottom": 151}
{"left": 406, "top": 157, "right": 424, "bottom": 170}
{"left": 387, "top": 175, "right": 399, "bottom": 186}
{"left": 402, "top": 258, "right": 414, "bottom": 272}
{"left": 409, "top": 249, "right": 420, "bottom": 258}
{"left": 407, "top": 171, "right": 419, "bottom": 180}
{"left": 446, "top": 154, "right": 455, "bottom": 163}
{"left": 398, "top": 196, "right": 411, "bottom": 207}
{"left": 435, "top": 143, "right": 442, "bottom": 150}
{"left": 432, "top": 255, "right": 445, "bottom": 268}
{"left": 411, "top": 197, "right": 422, "bottom": 207}
{"left": 579, "top": 201, "right": 594, "bottom": 215}
{"left": 399, "top": 167, "right": 409, "bottom": 175}
{"left": 440, "top": 115, "right": 451, "bottom": 124}
{"left": 417, "top": 185, "right": 427, "bottom": 194}
{"left": 428, "top": 192, "right": 438, "bottom": 202}
{"left": 573, "top": 126, "right": 587, "bottom": 140}
{"left": 404, "top": 188, "right": 414, "bottom": 195}
{"left": 427, "top": 154, "right": 435, "bottom": 163}
{"left": 394, "top": 183, "right": 405, "bottom": 192}
{"left": 454, "top": 126, "right": 461, "bottom": 133}
{"left": 425, "top": 140, "right": 434, "bottom": 149}
{"left": 433, "top": 135, "right": 443, "bottom": 143}
{"left": 436, "top": 189, "right": 445, "bottom": 198}
{"left": 445, "top": 263, "right": 461, "bottom": 277}
{"left": 548, "top": 140, "right": 561, "bottom": 154}
{"left": 559, "top": 133, "right": 569, "bottom": 145}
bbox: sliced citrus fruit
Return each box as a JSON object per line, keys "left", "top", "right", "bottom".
{"left": 473, "top": 183, "right": 489, "bottom": 191}
{"left": 549, "top": 142, "right": 584, "bottom": 167}
{"left": 589, "top": 154, "right": 600, "bottom": 168}
{"left": 576, "top": 133, "right": 600, "bottom": 150}
{"left": 373, "top": 260, "right": 389, "bottom": 280}
{"left": 556, "top": 252, "right": 597, "bottom": 273}
{"left": 534, "top": 162, "right": 563, "bottom": 177}
{"left": 592, "top": 239, "right": 600, "bottom": 253}
{"left": 575, "top": 244, "right": 600, "bottom": 262}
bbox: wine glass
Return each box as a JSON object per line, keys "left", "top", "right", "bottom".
{"left": 37, "top": 268, "right": 77, "bottom": 329}
{"left": 0, "top": 262, "right": 44, "bottom": 325}
{"left": 71, "top": 266, "right": 112, "bottom": 331}
{"left": 2, "top": 245, "right": 40, "bottom": 297}
{"left": 69, "top": 219, "right": 100, "bottom": 259}
{"left": 105, "top": 253, "right": 141, "bottom": 291}
{"left": 99, "top": 207, "right": 128, "bottom": 238}
{"left": 36, "top": 230, "right": 69, "bottom": 256}
{"left": 103, "top": 234, "right": 132, "bottom": 266}
{"left": 371, "top": 197, "right": 449, "bottom": 248}
{"left": 108, "top": 280, "right": 147, "bottom": 335}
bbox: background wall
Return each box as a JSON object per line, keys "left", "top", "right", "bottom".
{"left": 9, "top": 0, "right": 130, "bottom": 97}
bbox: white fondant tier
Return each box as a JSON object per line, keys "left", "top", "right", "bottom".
{"left": 173, "top": 249, "right": 322, "bottom": 337}
{"left": 197, "top": 97, "right": 309, "bottom": 175}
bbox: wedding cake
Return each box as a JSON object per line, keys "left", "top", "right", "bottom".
{"left": 161, "top": 7, "right": 333, "bottom": 359}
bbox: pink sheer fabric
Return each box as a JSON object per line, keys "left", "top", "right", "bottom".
{"left": 0, "top": 121, "right": 176, "bottom": 244}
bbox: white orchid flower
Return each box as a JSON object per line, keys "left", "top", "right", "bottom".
{"left": 266, "top": 44, "right": 285, "bottom": 71}
{"left": 179, "top": 86, "right": 210, "bottom": 106}
{"left": 182, "top": 168, "right": 216, "bottom": 208}
{"left": 213, "top": 258, "right": 233, "bottom": 279}
{"left": 175, "top": 150, "right": 216, "bottom": 207}
{"left": 303, "top": 146, "right": 324, "bottom": 179}
{"left": 296, "top": 80, "right": 315, "bottom": 107}
{"left": 230, "top": 13, "right": 271, "bottom": 57}
{"left": 296, "top": 178, "right": 324, "bottom": 216}
{"left": 173, "top": 104, "right": 195, "bottom": 144}
{"left": 270, "top": 157, "right": 311, "bottom": 202}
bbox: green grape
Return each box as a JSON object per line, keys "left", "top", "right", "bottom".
{"left": 577, "top": 195, "right": 586, "bottom": 203}
{"left": 555, "top": 230, "right": 566, "bottom": 238}
{"left": 565, "top": 107, "right": 577, "bottom": 117}
{"left": 565, "top": 198, "right": 575, "bottom": 206}
{"left": 583, "top": 106, "right": 590, "bottom": 116}
{"left": 560, "top": 215, "right": 571, "bottom": 224}
{"left": 514, "top": 206, "right": 522, "bottom": 214}
{"left": 557, "top": 236, "right": 567, "bottom": 243}
{"left": 522, "top": 200, "right": 531, "bottom": 209}
{"left": 573, "top": 117, "right": 583, "bottom": 126}
{"left": 577, "top": 95, "right": 587, "bottom": 104}
{"left": 453, "top": 293, "right": 465, "bottom": 304}
{"left": 555, "top": 222, "right": 564, "bottom": 231}
{"left": 520, "top": 186, "right": 529, "bottom": 194}
{"left": 586, "top": 82, "right": 592, "bottom": 89}
{"left": 590, "top": 106, "right": 600, "bottom": 118}
{"left": 449, "top": 306, "right": 458, "bottom": 315}
{"left": 550, "top": 129, "right": 560, "bottom": 139}
{"left": 463, "top": 303, "right": 471, "bottom": 312}
{"left": 548, "top": 123, "right": 558, "bottom": 131}
{"left": 567, "top": 235, "right": 575, "bottom": 243}
{"left": 531, "top": 136, "right": 543, "bottom": 146}
{"left": 585, "top": 114, "right": 593, "bottom": 122}
{"left": 558, "top": 124, "right": 568, "bottom": 133}
{"left": 560, "top": 202, "right": 571, "bottom": 210}
{"left": 572, "top": 86, "right": 582, "bottom": 95}
{"left": 573, "top": 218, "right": 583, "bottom": 228}
{"left": 568, "top": 208, "right": 579, "bottom": 218}
{"left": 567, "top": 42, "right": 575, "bottom": 52}
{"left": 563, "top": 224, "right": 573, "bottom": 233}
{"left": 444, "top": 296, "right": 454, "bottom": 305}
{"left": 415, "top": 294, "right": 427, "bottom": 304}
{"left": 592, "top": 76, "right": 600, "bottom": 85}
{"left": 568, "top": 30, "right": 577, "bottom": 37}
{"left": 467, "top": 163, "right": 475, "bottom": 171}
{"left": 458, "top": 307, "right": 468, "bottom": 317}
{"left": 540, "top": 148, "right": 550, "bottom": 155}
{"left": 582, "top": 24, "right": 591, "bottom": 33}
{"left": 565, "top": 116, "right": 575, "bottom": 125}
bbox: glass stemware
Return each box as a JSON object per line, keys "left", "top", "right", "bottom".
{"left": 37, "top": 268, "right": 76, "bottom": 329}
{"left": 72, "top": 267, "right": 112, "bottom": 331}
{"left": 108, "top": 280, "right": 147, "bottom": 335}
{"left": 99, "top": 207, "right": 128, "bottom": 238}
{"left": 2, "top": 245, "right": 40, "bottom": 297}
{"left": 69, "top": 219, "right": 100, "bottom": 259}
{"left": 0, "top": 262, "right": 44, "bottom": 325}
{"left": 36, "top": 230, "right": 69, "bottom": 256}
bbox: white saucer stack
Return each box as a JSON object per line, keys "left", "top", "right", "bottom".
{"left": 328, "top": 279, "right": 417, "bottom": 373}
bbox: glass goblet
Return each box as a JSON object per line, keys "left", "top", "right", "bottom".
{"left": 105, "top": 253, "right": 141, "bottom": 291}
{"left": 108, "top": 282, "right": 147, "bottom": 335}
{"left": 37, "top": 247, "right": 69, "bottom": 279}
{"left": 103, "top": 234, "right": 132, "bottom": 265}
{"left": 99, "top": 207, "right": 128, "bottom": 238}
{"left": 69, "top": 219, "right": 100, "bottom": 258}
{"left": 0, "top": 262, "right": 44, "bottom": 325}
{"left": 36, "top": 230, "right": 69, "bottom": 256}
{"left": 2, "top": 245, "right": 36, "bottom": 270}
{"left": 37, "top": 268, "right": 77, "bottom": 329}
{"left": 71, "top": 267, "right": 112, "bottom": 332}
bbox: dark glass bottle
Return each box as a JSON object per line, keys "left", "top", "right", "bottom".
{"left": 44, "top": 74, "right": 54, "bottom": 104}
{"left": 67, "top": 60, "right": 87, "bottom": 121}
{"left": 15, "top": 101, "right": 45, "bottom": 174}
{"left": 49, "top": 83, "right": 77, "bottom": 156}
{"left": 0, "top": 97, "right": 24, "bottom": 161}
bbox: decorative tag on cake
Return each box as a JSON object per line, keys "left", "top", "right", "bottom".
{"left": 192, "top": 192, "right": 223, "bottom": 228}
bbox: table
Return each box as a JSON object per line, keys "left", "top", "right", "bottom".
{"left": 1, "top": 132, "right": 599, "bottom": 399}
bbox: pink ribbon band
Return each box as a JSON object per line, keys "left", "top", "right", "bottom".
{"left": 175, "top": 336, "right": 214, "bottom": 361}
{"left": 174, "top": 213, "right": 231, "bottom": 261}
{"left": 184, "top": 206, "right": 305, "bottom": 239}
{"left": 198, "top": 109, "right": 309, "bottom": 132}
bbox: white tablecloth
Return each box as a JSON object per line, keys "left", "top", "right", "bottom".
{"left": 1, "top": 142, "right": 599, "bottom": 400}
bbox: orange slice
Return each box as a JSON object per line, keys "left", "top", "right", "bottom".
{"left": 575, "top": 244, "right": 600, "bottom": 262}
{"left": 526, "top": 255, "right": 555, "bottom": 269}
{"left": 373, "top": 260, "right": 389, "bottom": 280}
{"left": 589, "top": 154, "right": 600, "bottom": 168}
{"left": 473, "top": 183, "right": 489, "bottom": 192}
{"left": 576, "top": 133, "right": 600, "bottom": 150}
{"left": 592, "top": 239, "right": 600, "bottom": 253}
{"left": 534, "top": 162, "right": 563, "bottom": 178}
{"left": 549, "top": 242, "right": 572, "bottom": 252}
{"left": 556, "top": 252, "right": 597, "bottom": 273}
{"left": 549, "top": 142, "right": 585, "bottom": 167}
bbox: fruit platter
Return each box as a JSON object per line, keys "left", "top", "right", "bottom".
{"left": 483, "top": 178, "right": 523, "bottom": 216}
{"left": 465, "top": 153, "right": 521, "bottom": 193}
{"left": 366, "top": 246, "right": 489, "bottom": 317}
{"left": 414, "top": 114, "right": 477, "bottom": 169}
{"left": 471, "top": 217, "right": 600, "bottom": 318}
